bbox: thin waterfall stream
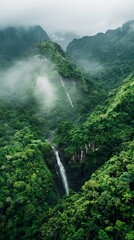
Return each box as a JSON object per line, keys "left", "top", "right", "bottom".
{"left": 53, "top": 147, "right": 69, "bottom": 195}
{"left": 60, "top": 77, "right": 74, "bottom": 108}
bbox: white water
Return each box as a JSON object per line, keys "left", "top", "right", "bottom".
{"left": 53, "top": 148, "right": 69, "bottom": 195}
{"left": 60, "top": 77, "right": 74, "bottom": 108}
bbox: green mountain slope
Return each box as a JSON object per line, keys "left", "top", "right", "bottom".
{"left": 0, "top": 24, "right": 133, "bottom": 240}
{"left": 36, "top": 41, "right": 107, "bottom": 116}
{"left": 40, "top": 140, "right": 134, "bottom": 240}
{"left": 0, "top": 128, "right": 57, "bottom": 239}
{"left": 67, "top": 21, "right": 134, "bottom": 88}
{"left": 0, "top": 25, "right": 49, "bottom": 66}
{"left": 0, "top": 38, "right": 105, "bottom": 235}
{"left": 54, "top": 75, "right": 134, "bottom": 189}
{"left": 67, "top": 21, "right": 134, "bottom": 63}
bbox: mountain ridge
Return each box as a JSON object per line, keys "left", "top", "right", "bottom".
{"left": 66, "top": 20, "right": 134, "bottom": 88}
{"left": 67, "top": 20, "right": 134, "bottom": 63}
{"left": 0, "top": 21, "right": 133, "bottom": 239}
{"left": 0, "top": 25, "right": 50, "bottom": 65}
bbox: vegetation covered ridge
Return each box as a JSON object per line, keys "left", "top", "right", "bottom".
{"left": 67, "top": 21, "right": 134, "bottom": 89}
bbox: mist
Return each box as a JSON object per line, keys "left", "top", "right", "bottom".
{"left": 77, "top": 59, "right": 104, "bottom": 75}
{"left": 128, "top": 21, "right": 134, "bottom": 32}
{"left": 0, "top": 56, "right": 57, "bottom": 108}
{"left": 0, "top": 54, "right": 79, "bottom": 113}
{"left": 0, "top": 0, "right": 134, "bottom": 36}
{"left": 35, "top": 76, "right": 56, "bottom": 107}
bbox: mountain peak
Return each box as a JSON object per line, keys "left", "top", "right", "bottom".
{"left": 0, "top": 25, "right": 50, "bottom": 61}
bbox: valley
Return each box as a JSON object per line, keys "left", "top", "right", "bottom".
{"left": 0, "top": 22, "right": 133, "bottom": 240}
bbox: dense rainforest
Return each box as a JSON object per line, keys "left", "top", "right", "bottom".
{"left": 0, "top": 22, "right": 133, "bottom": 240}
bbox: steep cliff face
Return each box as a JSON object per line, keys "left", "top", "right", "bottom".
{"left": 0, "top": 25, "right": 50, "bottom": 62}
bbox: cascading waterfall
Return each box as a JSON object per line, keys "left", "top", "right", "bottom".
{"left": 60, "top": 77, "right": 74, "bottom": 108}
{"left": 53, "top": 147, "right": 69, "bottom": 195}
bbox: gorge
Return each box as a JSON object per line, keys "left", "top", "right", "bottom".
{"left": 0, "top": 22, "right": 133, "bottom": 240}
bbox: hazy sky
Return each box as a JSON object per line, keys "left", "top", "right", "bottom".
{"left": 0, "top": 0, "right": 134, "bottom": 35}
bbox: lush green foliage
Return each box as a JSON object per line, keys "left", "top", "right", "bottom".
{"left": 37, "top": 41, "right": 83, "bottom": 79}
{"left": 37, "top": 41, "right": 107, "bottom": 116}
{"left": 0, "top": 22, "right": 134, "bottom": 239}
{"left": 0, "top": 98, "right": 58, "bottom": 239}
{"left": 39, "top": 140, "right": 134, "bottom": 240}
{"left": 54, "top": 75, "right": 134, "bottom": 189}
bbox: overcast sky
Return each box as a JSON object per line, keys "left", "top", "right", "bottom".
{"left": 0, "top": 0, "right": 134, "bottom": 36}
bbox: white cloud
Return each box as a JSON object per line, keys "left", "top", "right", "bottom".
{"left": 35, "top": 76, "right": 56, "bottom": 107}
{"left": 0, "top": 56, "right": 57, "bottom": 107}
{"left": 0, "top": 0, "right": 134, "bottom": 35}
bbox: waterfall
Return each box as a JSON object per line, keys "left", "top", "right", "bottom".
{"left": 60, "top": 77, "right": 74, "bottom": 108}
{"left": 66, "top": 92, "right": 74, "bottom": 108}
{"left": 53, "top": 148, "right": 69, "bottom": 195}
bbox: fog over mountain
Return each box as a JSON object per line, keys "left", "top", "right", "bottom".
{"left": 0, "top": 0, "right": 134, "bottom": 36}
{"left": 0, "top": 1, "right": 134, "bottom": 239}
{"left": 50, "top": 32, "right": 80, "bottom": 50}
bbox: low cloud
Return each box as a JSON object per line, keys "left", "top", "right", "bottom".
{"left": 0, "top": 0, "right": 134, "bottom": 36}
{"left": 0, "top": 56, "right": 57, "bottom": 108}
{"left": 35, "top": 76, "right": 56, "bottom": 107}
{"left": 0, "top": 55, "right": 78, "bottom": 111}
{"left": 77, "top": 59, "right": 104, "bottom": 75}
